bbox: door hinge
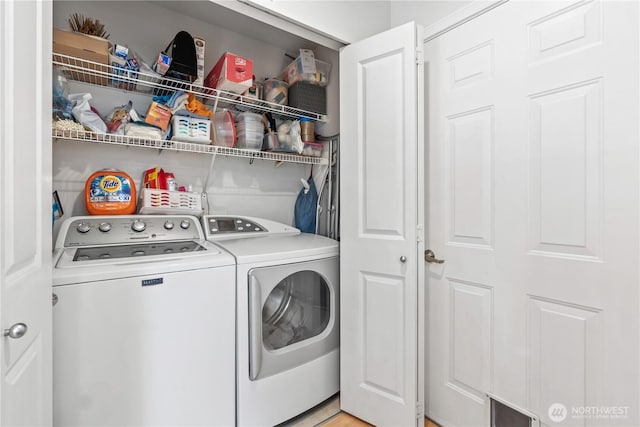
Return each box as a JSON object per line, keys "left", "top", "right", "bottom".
{"left": 416, "top": 401, "right": 424, "bottom": 418}
{"left": 416, "top": 224, "right": 424, "bottom": 242}
{"left": 416, "top": 48, "right": 424, "bottom": 65}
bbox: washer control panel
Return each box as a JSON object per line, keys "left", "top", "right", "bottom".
{"left": 202, "top": 215, "right": 300, "bottom": 241}
{"left": 206, "top": 217, "right": 266, "bottom": 234}
{"left": 61, "top": 215, "right": 202, "bottom": 248}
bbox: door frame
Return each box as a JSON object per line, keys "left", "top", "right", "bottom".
{"left": 422, "top": 0, "right": 509, "bottom": 43}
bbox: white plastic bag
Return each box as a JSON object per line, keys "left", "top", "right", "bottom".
{"left": 68, "top": 93, "right": 107, "bottom": 134}
{"left": 276, "top": 119, "right": 304, "bottom": 154}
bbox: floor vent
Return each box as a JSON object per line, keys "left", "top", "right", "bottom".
{"left": 491, "top": 398, "right": 535, "bottom": 427}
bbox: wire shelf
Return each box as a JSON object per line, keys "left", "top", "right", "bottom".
{"left": 53, "top": 53, "right": 328, "bottom": 122}
{"left": 52, "top": 129, "right": 328, "bottom": 165}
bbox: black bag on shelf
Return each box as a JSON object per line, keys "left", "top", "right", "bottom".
{"left": 155, "top": 31, "right": 198, "bottom": 96}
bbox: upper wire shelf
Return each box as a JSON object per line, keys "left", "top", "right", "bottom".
{"left": 52, "top": 53, "right": 328, "bottom": 122}
{"left": 52, "top": 129, "right": 328, "bottom": 165}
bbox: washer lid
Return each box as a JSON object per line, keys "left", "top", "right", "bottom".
{"left": 71, "top": 240, "right": 206, "bottom": 262}
{"left": 214, "top": 233, "right": 339, "bottom": 264}
{"left": 53, "top": 239, "right": 235, "bottom": 286}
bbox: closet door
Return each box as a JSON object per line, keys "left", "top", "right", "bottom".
{"left": 0, "top": 0, "right": 53, "bottom": 425}
{"left": 340, "top": 22, "right": 425, "bottom": 426}
{"left": 425, "top": 1, "right": 639, "bottom": 425}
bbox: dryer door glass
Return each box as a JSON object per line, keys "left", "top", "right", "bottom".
{"left": 248, "top": 256, "right": 339, "bottom": 381}
{"left": 262, "top": 270, "right": 330, "bottom": 350}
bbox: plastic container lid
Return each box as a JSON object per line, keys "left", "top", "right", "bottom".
{"left": 236, "top": 122, "right": 263, "bottom": 130}
{"left": 236, "top": 116, "right": 263, "bottom": 134}
{"left": 236, "top": 112, "right": 262, "bottom": 123}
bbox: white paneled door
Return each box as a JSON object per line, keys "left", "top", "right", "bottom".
{"left": 425, "top": 1, "right": 639, "bottom": 426}
{"left": 340, "top": 22, "right": 425, "bottom": 426}
{"left": 0, "top": 0, "right": 52, "bottom": 425}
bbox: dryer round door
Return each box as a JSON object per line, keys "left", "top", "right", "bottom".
{"left": 261, "top": 271, "right": 329, "bottom": 350}
{"left": 248, "top": 256, "right": 339, "bottom": 381}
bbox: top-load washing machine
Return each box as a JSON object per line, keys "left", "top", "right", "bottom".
{"left": 52, "top": 215, "right": 236, "bottom": 427}
{"left": 202, "top": 215, "right": 340, "bottom": 426}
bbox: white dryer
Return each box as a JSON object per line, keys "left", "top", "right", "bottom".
{"left": 53, "top": 215, "right": 236, "bottom": 427}
{"left": 202, "top": 215, "right": 340, "bottom": 426}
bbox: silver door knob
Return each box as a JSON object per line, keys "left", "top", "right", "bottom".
{"left": 4, "top": 323, "right": 27, "bottom": 339}
{"left": 425, "top": 250, "right": 445, "bottom": 264}
{"left": 400, "top": 256, "right": 407, "bottom": 263}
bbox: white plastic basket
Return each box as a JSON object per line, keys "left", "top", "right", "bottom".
{"left": 138, "top": 189, "right": 203, "bottom": 216}
{"left": 170, "top": 116, "right": 212, "bottom": 144}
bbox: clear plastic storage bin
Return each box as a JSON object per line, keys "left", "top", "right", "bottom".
{"left": 236, "top": 112, "right": 263, "bottom": 130}
{"left": 302, "top": 141, "right": 323, "bottom": 157}
{"left": 281, "top": 57, "right": 331, "bottom": 87}
{"left": 262, "top": 78, "right": 288, "bottom": 105}
{"left": 236, "top": 130, "right": 263, "bottom": 151}
{"left": 236, "top": 112, "right": 264, "bottom": 150}
{"left": 213, "top": 110, "right": 236, "bottom": 147}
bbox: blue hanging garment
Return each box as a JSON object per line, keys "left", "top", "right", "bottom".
{"left": 294, "top": 176, "right": 318, "bottom": 233}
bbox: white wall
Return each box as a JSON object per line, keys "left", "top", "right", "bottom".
{"left": 243, "top": 0, "right": 391, "bottom": 44}
{"left": 52, "top": 0, "right": 330, "bottom": 241}
{"left": 389, "top": 0, "right": 473, "bottom": 29}
{"left": 240, "top": 0, "right": 473, "bottom": 45}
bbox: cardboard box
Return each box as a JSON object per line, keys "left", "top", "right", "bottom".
{"left": 53, "top": 28, "right": 110, "bottom": 85}
{"left": 143, "top": 167, "right": 168, "bottom": 190}
{"left": 53, "top": 28, "right": 109, "bottom": 62}
{"left": 204, "top": 52, "right": 253, "bottom": 94}
{"left": 144, "top": 102, "right": 172, "bottom": 132}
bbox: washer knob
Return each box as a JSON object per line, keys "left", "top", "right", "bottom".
{"left": 131, "top": 220, "right": 146, "bottom": 232}
{"left": 164, "top": 220, "right": 175, "bottom": 230}
{"left": 98, "top": 222, "right": 112, "bottom": 232}
{"left": 180, "top": 219, "right": 190, "bottom": 230}
{"left": 76, "top": 222, "right": 91, "bottom": 233}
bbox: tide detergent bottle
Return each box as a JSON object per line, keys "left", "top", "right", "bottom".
{"left": 85, "top": 170, "right": 136, "bottom": 215}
